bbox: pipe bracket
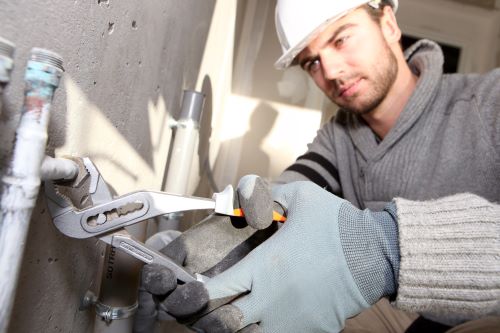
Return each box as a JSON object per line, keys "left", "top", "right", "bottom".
{"left": 80, "top": 290, "right": 138, "bottom": 323}
{"left": 95, "top": 301, "right": 138, "bottom": 323}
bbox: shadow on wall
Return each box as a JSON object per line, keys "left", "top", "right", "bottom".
{"left": 193, "top": 75, "right": 217, "bottom": 194}
{"left": 216, "top": 102, "right": 278, "bottom": 184}
{"left": 184, "top": 101, "right": 278, "bottom": 230}
{"left": 228, "top": 103, "right": 278, "bottom": 180}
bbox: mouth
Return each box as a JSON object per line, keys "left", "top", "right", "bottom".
{"left": 338, "top": 78, "right": 362, "bottom": 98}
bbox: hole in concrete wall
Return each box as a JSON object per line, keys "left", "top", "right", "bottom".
{"left": 132, "top": 20, "right": 138, "bottom": 29}
{"left": 93, "top": 81, "right": 97, "bottom": 86}
{"left": 98, "top": 0, "right": 110, "bottom": 5}
{"left": 108, "top": 22, "right": 115, "bottom": 34}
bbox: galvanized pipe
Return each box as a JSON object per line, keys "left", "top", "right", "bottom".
{"left": 92, "top": 241, "right": 143, "bottom": 333}
{"left": 0, "top": 48, "right": 63, "bottom": 333}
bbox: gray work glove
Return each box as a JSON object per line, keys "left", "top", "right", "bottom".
{"left": 133, "top": 175, "right": 279, "bottom": 333}
{"left": 163, "top": 181, "right": 400, "bottom": 333}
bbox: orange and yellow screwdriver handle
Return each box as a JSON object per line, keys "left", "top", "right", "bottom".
{"left": 232, "top": 202, "right": 287, "bottom": 223}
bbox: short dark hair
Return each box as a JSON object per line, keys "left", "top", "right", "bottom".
{"left": 364, "top": 0, "right": 393, "bottom": 24}
{"left": 363, "top": 1, "right": 402, "bottom": 47}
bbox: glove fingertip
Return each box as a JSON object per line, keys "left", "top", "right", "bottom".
{"left": 238, "top": 176, "right": 273, "bottom": 230}
{"left": 192, "top": 304, "right": 244, "bottom": 333}
{"left": 164, "top": 281, "right": 209, "bottom": 319}
{"left": 142, "top": 264, "right": 177, "bottom": 295}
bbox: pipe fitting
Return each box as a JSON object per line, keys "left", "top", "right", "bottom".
{"left": 0, "top": 37, "right": 15, "bottom": 115}
{"left": 24, "top": 48, "right": 64, "bottom": 91}
{"left": 179, "top": 90, "right": 205, "bottom": 123}
{"left": 0, "top": 37, "right": 15, "bottom": 85}
{"left": 169, "top": 90, "right": 205, "bottom": 130}
{"left": 29, "top": 47, "right": 64, "bottom": 72}
{"left": 40, "top": 156, "right": 79, "bottom": 181}
{"left": 0, "top": 37, "right": 15, "bottom": 58}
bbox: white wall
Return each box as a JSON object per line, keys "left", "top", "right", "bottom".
{"left": 397, "top": 0, "right": 500, "bottom": 73}
{"left": 212, "top": 0, "right": 329, "bottom": 189}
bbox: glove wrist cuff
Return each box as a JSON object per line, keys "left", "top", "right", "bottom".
{"left": 338, "top": 202, "right": 399, "bottom": 304}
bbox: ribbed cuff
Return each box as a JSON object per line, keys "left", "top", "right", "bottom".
{"left": 394, "top": 193, "right": 500, "bottom": 326}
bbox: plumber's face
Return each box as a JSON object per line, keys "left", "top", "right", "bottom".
{"left": 297, "top": 7, "right": 399, "bottom": 115}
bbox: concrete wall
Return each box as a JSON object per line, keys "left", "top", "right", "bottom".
{"left": 0, "top": 0, "right": 217, "bottom": 332}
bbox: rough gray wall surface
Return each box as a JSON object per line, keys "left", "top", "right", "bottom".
{"left": 0, "top": 0, "right": 215, "bottom": 332}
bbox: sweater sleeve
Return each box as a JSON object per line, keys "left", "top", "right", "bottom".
{"left": 474, "top": 68, "right": 500, "bottom": 155}
{"left": 275, "top": 118, "right": 343, "bottom": 197}
{"left": 393, "top": 193, "right": 500, "bottom": 326}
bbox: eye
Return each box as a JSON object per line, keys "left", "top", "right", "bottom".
{"left": 304, "top": 59, "right": 321, "bottom": 74}
{"left": 334, "top": 35, "right": 350, "bottom": 48}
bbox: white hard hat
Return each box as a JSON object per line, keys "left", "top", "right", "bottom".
{"left": 274, "top": 0, "right": 398, "bottom": 69}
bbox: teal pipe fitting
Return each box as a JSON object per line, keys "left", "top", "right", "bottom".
{"left": 23, "top": 48, "right": 64, "bottom": 116}
{"left": 11, "top": 48, "right": 64, "bottom": 179}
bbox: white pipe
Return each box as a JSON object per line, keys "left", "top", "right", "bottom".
{"left": 159, "top": 90, "right": 205, "bottom": 231}
{"left": 40, "top": 155, "right": 79, "bottom": 181}
{"left": 0, "top": 37, "right": 15, "bottom": 115}
{"left": 164, "top": 90, "right": 205, "bottom": 194}
{"left": 0, "top": 48, "right": 63, "bottom": 333}
{"left": 164, "top": 120, "right": 200, "bottom": 193}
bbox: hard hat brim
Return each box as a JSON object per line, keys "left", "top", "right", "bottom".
{"left": 274, "top": 10, "right": 352, "bottom": 70}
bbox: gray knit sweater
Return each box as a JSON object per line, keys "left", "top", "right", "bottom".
{"left": 276, "top": 40, "right": 500, "bottom": 325}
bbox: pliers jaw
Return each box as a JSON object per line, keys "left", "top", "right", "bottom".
{"left": 44, "top": 157, "right": 112, "bottom": 213}
{"left": 43, "top": 157, "right": 208, "bottom": 283}
{"left": 44, "top": 157, "right": 115, "bottom": 239}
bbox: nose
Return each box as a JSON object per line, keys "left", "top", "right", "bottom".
{"left": 320, "top": 49, "right": 344, "bottom": 81}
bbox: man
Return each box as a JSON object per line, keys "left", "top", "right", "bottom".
{"left": 135, "top": 0, "right": 500, "bottom": 332}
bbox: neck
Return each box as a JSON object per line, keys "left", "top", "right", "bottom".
{"left": 362, "top": 62, "right": 417, "bottom": 139}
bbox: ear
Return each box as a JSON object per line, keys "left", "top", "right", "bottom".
{"left": 380, "top": 6, "right": 401, "bottom": 46}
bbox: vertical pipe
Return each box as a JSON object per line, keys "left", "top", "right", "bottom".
{"left": 0, "top": 37, "right": 15, "bottom": 115}
{"left": 92, "top": 242, "right": 143, "bottom": 333}
{"left": 0, "top": 48, "right": 63, "bottom": 333}
{"left": 160, "top": 90, "right": 205, "bottom": 231}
